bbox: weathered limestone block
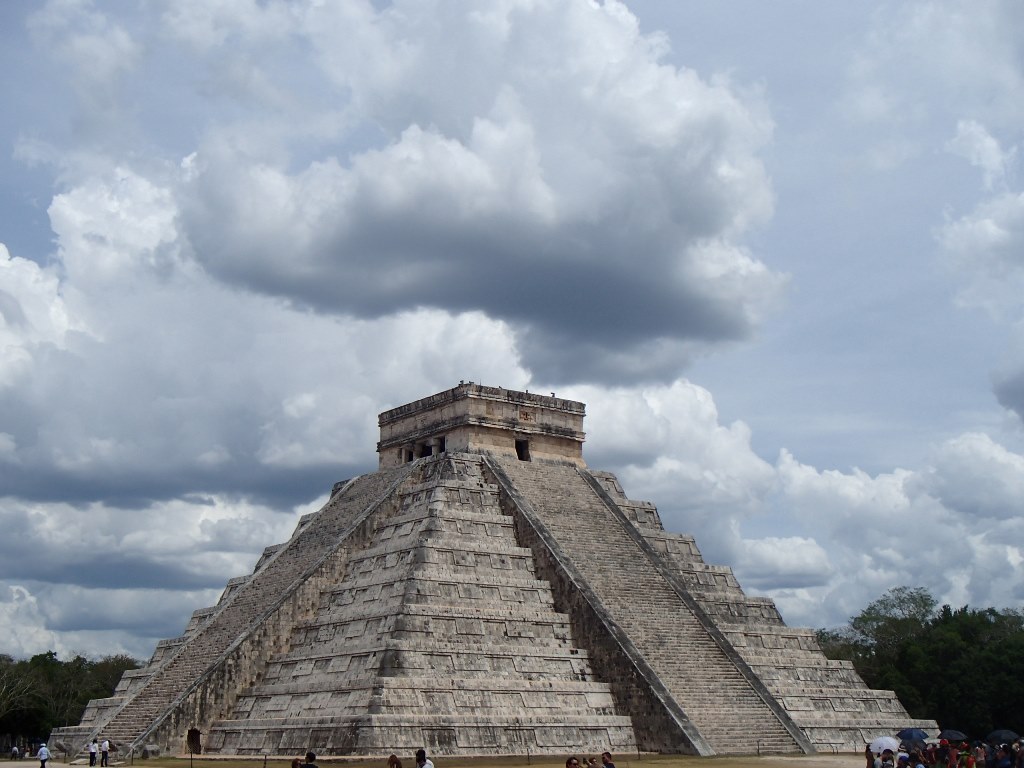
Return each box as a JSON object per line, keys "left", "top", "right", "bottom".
{"left": 55, "top": 385, "right": 934, "bottom": 758}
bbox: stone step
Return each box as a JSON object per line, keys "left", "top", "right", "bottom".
{"left": 491, "top": 456, "right": 804, "bottom": 756}
{"left": 203, "top": 456, "right": 640, "bottom": 756}
{"left": 84, "top": 466, "right": 412, "bottom": 749}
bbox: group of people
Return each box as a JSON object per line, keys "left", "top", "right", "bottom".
{"left": 8, "top": 743, "right": 50, "bottom": 768}
{"left": 86, "top": 738, "right": 113, "bottom": 766}
{"left": 8, "top": 737, "right": 113, "bottom": 768}
{"left": 8, "top": 744, "right": 47, "bottom": 762}
{"left": 291, "top": 746, "right": 436, "bottom": 768}
{"left": 869, "top": 738, "right": 1024, "bottom": 768}
{"left": 566, "top": 751, "right": 616, "bottom": 768}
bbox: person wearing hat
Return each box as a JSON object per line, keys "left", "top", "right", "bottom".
{"left": 36, "top": 743, "right": 49, "bottom": 768}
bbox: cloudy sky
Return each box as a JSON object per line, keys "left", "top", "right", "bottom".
{"left": 2, "top": 0, "right": 1024, "bottom": 662}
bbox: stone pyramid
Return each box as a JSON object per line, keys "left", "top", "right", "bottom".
{"left": 52, "top": 384, "right": 934, "bottom": 758}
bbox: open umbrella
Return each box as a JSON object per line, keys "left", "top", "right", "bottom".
{"left": 870, "top": 736, "right": 901, "bottom": 754}
{"left": 897, "top": 728, "right": 930, "bottom": 742}
{"left": 938, "top": 729, "right": 968, "bottom": 741}
{"left": 987, "top": 730, "right": 1019, "bottom": 745}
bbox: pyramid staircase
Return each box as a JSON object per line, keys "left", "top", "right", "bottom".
{"left": 53, "top": 448, "right": 935, "bottom": 757}
{"left": 487, "top": 455, "right": 811, "bottom": 756}
{"left": 488, "top": 457, "right": 934, "bottom": 753}
{"left": 50, "top": 464, "right": 414, "bottom": 757}
{"left": 203, "top": 454, "right": 635, "bottom": 754}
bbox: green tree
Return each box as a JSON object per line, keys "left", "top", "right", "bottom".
{"left": 0, "top": 652, "right": 140, "bottom": 743}
{"left": 0, "top": 655, "right": 34, "bottom": 722}
{"left": 819, "top": 587, "right": 1024, "bottom": 737}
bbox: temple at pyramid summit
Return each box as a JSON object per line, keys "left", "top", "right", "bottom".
{"left": 52, "top": 383, "right": 934, "bottom": 757}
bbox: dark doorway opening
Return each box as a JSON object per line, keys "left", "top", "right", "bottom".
{"left": 186, "top": 729, "right": 201, "bottom": 755}
{"left": 515, "top": 439, "right": 531, "bottom": 461}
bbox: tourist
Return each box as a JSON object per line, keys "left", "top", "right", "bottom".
{"left": 939, "top": 739, "right": 952, "bottom": 767}
{"left": 100, "top": 738, "right": 110, "bottom": 767}
{"left": 565, "top": 757, "right": 580, "bottom": 768}
{"left": 300, "top": 751, "right": 318, "bottom": 768}
{"left": 601, "top": 752, "right": 615, "bottom": 768}
{"left": 37, "top": 743, "right": 50, "bottom": 768}
{"left": 89, "top": 739, "right": 99, "bottom": 766}
{"left": 388, "top": 754, "right": 403, "bottom": 768}
{"left": 416, "top": 749, "right": 434, "bottom": 768}
{"left": 587, "top": 758, "right": 598, "bottom": 768}
{"left": 291, "top": 757, "right": 301, "bottom": 768}
{"left": 11, "top": 745, "right": 19, "bottom": 760}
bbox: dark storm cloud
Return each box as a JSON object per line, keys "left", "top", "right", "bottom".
{"left": 0, "top": 460, "right": 359, "bottom": 509}
{"left": 0, "top": 359, "right": 373, "bottom": 507}
{"left": 179, "top": 141, "right": 776, "bottom": 386}
{"left": 995, "top": 370, "right": 1024, "bottom": 424}
{"left": 0, "top": 554, "right": 225, "bottom": 593}
{"left": 183, "top": 200, "right": 755, "bottom": 384}
{"left": 48, "top": 601, "right": 191, "bottom": 639}
{"left": 163, "top": 0, "right": 780, "bottom": 386}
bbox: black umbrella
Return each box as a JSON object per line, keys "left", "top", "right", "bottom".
{"left": 898, "top": 728, "right": 931, "bottom": 742}
{"left": 939, "top": 729, "right": 968, "bottom": 741}
{"left": 986, "top": 729, "right": 1019, "bottom": 745}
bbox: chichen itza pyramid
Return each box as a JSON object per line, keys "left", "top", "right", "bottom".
{"left": 52, "top": 383, "right": 934, "bottom": 757}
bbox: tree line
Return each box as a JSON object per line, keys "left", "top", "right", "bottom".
{"left": 817, "top": 586, "right": 1024, "bottom": 737}
{"left": 0, "top": 652, "right": 139, "bottom": 750}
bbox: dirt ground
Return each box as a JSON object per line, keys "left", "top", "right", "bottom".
{"left": 0, "top": 753, "right": 866, "bottom": 768}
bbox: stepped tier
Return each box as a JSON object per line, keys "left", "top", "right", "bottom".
{"left": 52, "top": 384, "right": 935, "bottom": 758}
